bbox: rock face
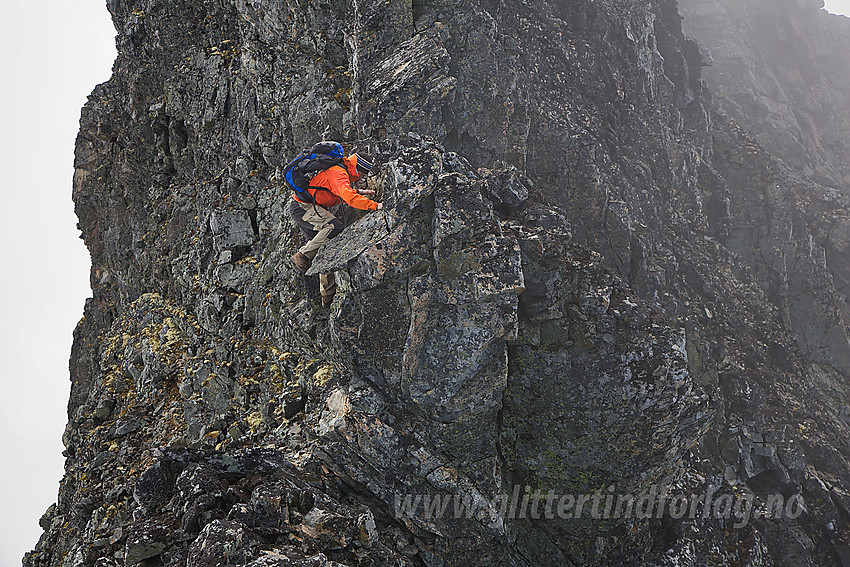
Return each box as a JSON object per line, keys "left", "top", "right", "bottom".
{"left": 25, "top": 0, "right": 850, "bottom": 565}
{"left": 681, "top": 0, "right": 850, "bottom": 188}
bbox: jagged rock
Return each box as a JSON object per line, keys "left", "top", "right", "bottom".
{"left": 246, "top": 551, "right": 348, "bottom": 567}
{"left": 187, "top": 519, "right": 247, "bottom": 566}
{"left": 133, "top": 461, "right": 173, "bottom": 512}
{"left": 124, "top": 520, "right": 169, "bottom": 565}
{"left": 26, "top": 0, "right": 850, "bottom": 566}
{"left": 681, "top": 0, "right": 850, "bottom": 188}
{"left": 306, "top": 211, "right": 389, "bottom": 277}
{"left": 280, "top": 384, "right": 306, "bottom": 419}
{"left": 93, "top": 398, "right": 115, "bottom": 421}
{"left": 210, "top": 210, "right": 255, "bottom": 251}
{"left": 480, "top": 165, "right": 530, "bottom": 211}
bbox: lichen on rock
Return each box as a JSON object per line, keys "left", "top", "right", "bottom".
{"left": 27, "top": 0, "right": 850, "bottom": 565}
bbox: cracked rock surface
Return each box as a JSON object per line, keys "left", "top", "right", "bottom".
{"left": 25, "top": 0, "right": 850, "bottom": 565}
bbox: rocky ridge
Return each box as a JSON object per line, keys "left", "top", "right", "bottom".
{"left": 24, "top": 0, "right": 850, "bottom": 565}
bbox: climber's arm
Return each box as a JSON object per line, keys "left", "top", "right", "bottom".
{"left": 328, "top": 168, "right": 380, "bottom": 211}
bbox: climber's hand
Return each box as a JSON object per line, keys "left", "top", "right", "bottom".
{"left": 377, "top": 203, "right": 383, "bottom": 211}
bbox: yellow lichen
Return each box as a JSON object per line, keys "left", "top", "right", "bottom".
{"left": 268, "top": 364, "right": 286, "bottom": 390}
{"left": 247, "top": 411, "right": 264, "bottom": 431}
{"left": 313, "top": 364, "right": 334, "bottom": 388}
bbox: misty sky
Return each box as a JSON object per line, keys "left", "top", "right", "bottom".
{"left": 826, "top": 0, "right": 850, "bottom": 16}
{"left": 1, "top": 1, "right": 849, "bottom": 566}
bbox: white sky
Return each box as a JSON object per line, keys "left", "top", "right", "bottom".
{"left": 0, "top": 1, "right": 849, "bottom": 567}
{"left": 826, "top": 0, "right": 850, "bottom": 16}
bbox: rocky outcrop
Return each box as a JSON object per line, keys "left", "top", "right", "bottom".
{"left": 681, "top": 0, "right": 850, "bottom": 188}
{"left": 29, "top": 129, "right": 713, "bottom": 565}
{"left": 679, "top": 0, "right": 850, "bottom": 389}
{"left": 25, "top": 0, "right": 850, "bottom": 565}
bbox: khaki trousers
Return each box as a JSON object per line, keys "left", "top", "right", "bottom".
{"left": 289, "top": 199, "right": 344, "bottom": 297}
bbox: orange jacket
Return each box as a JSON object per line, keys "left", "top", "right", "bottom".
{"left": 293, "top": 155, "right": 379, "bottom": 210}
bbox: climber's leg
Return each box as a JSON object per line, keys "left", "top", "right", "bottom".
{"left": 290, "top": 200, "right": 344, "bottom": 260}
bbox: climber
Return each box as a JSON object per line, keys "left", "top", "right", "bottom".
{"left": 289, "top": 151, "right": 381, "bottom": 308}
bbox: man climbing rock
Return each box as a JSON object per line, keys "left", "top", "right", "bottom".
{"left": 289, "top": 150, "right": 381, "bottom": 308}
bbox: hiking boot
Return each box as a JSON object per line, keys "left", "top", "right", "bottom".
{"left": 292, "top": 251, "right": 311, "bottom": 273}
{"left": 322, "top": 294, "right": 335, "bottom": 309}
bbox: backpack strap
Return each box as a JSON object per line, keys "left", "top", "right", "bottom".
{"left": 305, "top": 164, "right": 348, "bottom": 201}
{"left": 283, "top": 143, "right": 346, "bottom": 205}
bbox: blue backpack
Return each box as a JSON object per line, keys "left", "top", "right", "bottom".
{"left": 283, "top": 141, "right": 345, "bottom": 203}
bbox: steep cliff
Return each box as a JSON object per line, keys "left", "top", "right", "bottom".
{"left": 681, "top": 0, "right": 850, "bottom": 188}
{"left": 25, "top": 0, "right": 850, "bottom": 565}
